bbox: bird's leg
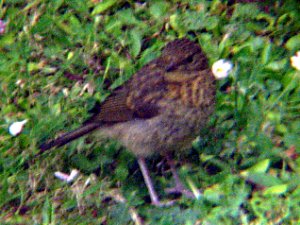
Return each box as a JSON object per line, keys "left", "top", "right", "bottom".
{"left": 137, "top": 157, "right": 162, "bottom": 206}
{"left": 138, "top": 157, "right": 177, "bottom": 206}
{"left": 164, "top": 154, "right": 194, "bottom": 198}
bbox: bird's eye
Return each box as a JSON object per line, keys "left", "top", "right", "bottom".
{"left": 186, "top": 55, "right": 194, "bottom": 63}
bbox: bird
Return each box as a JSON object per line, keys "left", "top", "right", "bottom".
{"left": 39, "top": 38, "right": 218, "bottom": 206}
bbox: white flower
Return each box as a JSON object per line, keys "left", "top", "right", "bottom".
{"left": 212, "top": 59, "right": 233, "bottom": 80}
{"left": 290, "top": 51, "right": 300, "bottom": 71}
{"left": 16, "top": 79, "right": 25, "bottom": 88}
{"left": 62, "top": 88, "right": 69, "bottom": 97}
{"left": 8, "top": 119, "right": 28, "bottom": 136}
{"left": 54, "top": 169, "right": 79, "bottom": 183}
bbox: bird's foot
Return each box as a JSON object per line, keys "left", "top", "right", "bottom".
{"left": 165, "top": 185, "right": 198, "bottom": 199}
{"left": 151, "top": 199, "right": 177, "bottom": 207}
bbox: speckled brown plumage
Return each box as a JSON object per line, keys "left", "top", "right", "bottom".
{"left": 39, "top": 38, "right": 217, "bottom": 206}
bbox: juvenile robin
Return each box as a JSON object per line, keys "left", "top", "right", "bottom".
{"left": 40, "top": 38, "right": 220, "bottom": 206}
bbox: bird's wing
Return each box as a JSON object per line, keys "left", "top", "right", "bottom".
{"left": 85, "top": 66, "right": 166, "bottom": 124}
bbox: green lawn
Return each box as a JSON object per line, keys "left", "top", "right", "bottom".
{"left": 1, "top": 0, "right": 300, "bottom": 224}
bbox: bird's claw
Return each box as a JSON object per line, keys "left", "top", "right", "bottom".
{"left": 151, "top": 199, "right": 177, "bottom": 207}
{"left": 165, "top": 186, "right": 198, "bottom": 199}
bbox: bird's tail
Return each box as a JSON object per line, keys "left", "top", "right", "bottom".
{"left": 39, "top": 123, "right": 101, "bottom": 153}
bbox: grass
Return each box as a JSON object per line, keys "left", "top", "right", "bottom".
{"left": 1, "top": 0, "right": 300, "bottom": 224}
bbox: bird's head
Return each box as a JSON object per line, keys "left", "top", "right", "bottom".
{"left": 161, "top": 38, "right": 209, "bottom": 73}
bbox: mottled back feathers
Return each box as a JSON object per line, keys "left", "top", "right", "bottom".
{"left": 86, "top": 38, "right": 215, "bottom": 125}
